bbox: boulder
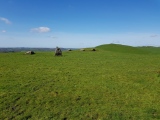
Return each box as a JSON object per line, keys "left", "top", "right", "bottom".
{"left": 55, "top": 47, "right": 62, "bottom": 56}
{"left": 25, "top": 51, "right": 35, "bottom": 55}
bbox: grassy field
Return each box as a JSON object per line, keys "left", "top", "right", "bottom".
{"left": 0, "top": 44, "right": 160, "bottom": 120}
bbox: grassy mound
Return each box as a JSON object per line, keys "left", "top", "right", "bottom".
{"left": 137, "top": 46, "right": 160, "bottom": 54}
{"left": 96, "top": 44, "right": 149, "bottom": 54}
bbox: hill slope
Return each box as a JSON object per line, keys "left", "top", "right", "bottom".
{"left": 96, "top": 44, "right": 160, "bottom": 54}
{"left": 137, "top": 46, "right": 160, "bottom": 54}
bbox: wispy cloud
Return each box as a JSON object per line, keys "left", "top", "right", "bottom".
{"left": 31, "top": 27, "right": 50, "bottom": 33}
{"left": 150, "top": 34, "right": 158, "bottom": 38}
{"left": 2, "top": 30, "right": 6, "bottom": 33}
{"left": 48, "top": 36, "right": 57, "bottom": 39}
{"left": 0, "top": 17, "right": 11, "bottom": 24}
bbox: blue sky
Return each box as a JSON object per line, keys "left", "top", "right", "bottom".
{"left": 0, "top": 0, "right": 160, "bottom": 48}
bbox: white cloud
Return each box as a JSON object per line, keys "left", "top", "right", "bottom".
{"left": 2, "top": 30, "right": 6, "bottom": 33}
{"left": 0, "top": 17, "right": 11, "bottom": 24}
{"left": 31, "top": 27, "right": 50, "bottom": 33}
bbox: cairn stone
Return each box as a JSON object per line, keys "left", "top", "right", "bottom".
{"left": 25, "top": 51, "right": 35, "bottom": 55}
{"left": 55, "top": 47, "right": 62, "bottom": 56}
{"left": 92, "top": 48, "right": 96, "bottom": 51}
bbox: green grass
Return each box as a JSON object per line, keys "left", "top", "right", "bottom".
{"left": 96, "top": 44, "right": 152, "bottom": 54}
{"left": 0, "top": 45, "right": 160, "bottom": 119}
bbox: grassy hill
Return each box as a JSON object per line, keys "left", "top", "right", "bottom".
{"left": 0, "top": 46, "right": 160, "bottom": 119}
{"left": 137, "top": 46, "right": 160, "bottom": 54}
{"left": 96, "top": 44, "right": 160, "bottom": 54}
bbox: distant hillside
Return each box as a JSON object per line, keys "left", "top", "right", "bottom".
{"left": 137, "top": 46, "right": 160, "bottom": 54}
{"left": 95, "top": 44, "right": 151, "bottom": 54}
{"left": 0, "top": 47, "right": 77, "bottom": 53}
